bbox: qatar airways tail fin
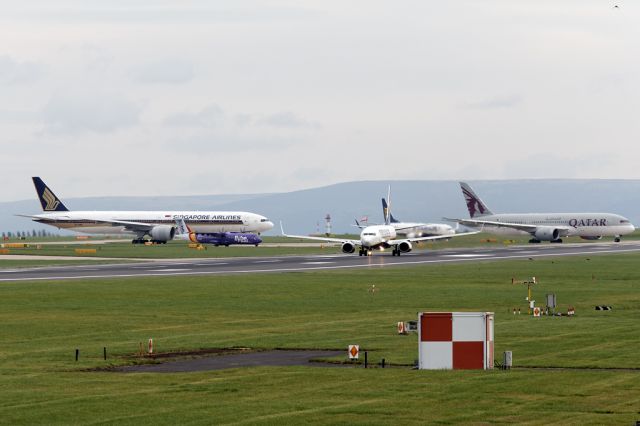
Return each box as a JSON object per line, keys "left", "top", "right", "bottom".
{"left": 32, "top": 177, "right": 69, "bottom": 212}
{"left": 460, "top": 182, "right": 493, "bottom": 218}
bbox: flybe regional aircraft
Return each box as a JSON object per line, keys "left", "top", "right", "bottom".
{"left": 175, "top": 217, "right": 262, "bottom": 246}
{"left": 20, "top": 177, "right": 273, "bottom": 244}
{"left": 446, "top": 182, "right": 635, "bottom": 243}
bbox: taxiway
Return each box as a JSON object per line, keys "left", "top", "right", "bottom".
{"left": 1, "top": 241, "right": 639, "bottom": 282}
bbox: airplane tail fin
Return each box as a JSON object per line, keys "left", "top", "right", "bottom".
{"left": 32, "top": 177, "right": 69, "bottom": 212}
{"left": 383, "top": 185, "right": 392, "bottom": 225}
{"left": 460, "top": 182, "right": 493, "bottom": 218}
{"left": 175, "top": 217, "right": 190, "bottom": 235}
{"left": 382, "top": 198, "right": 400, "bottom": 223}
{"left": 175, "top": 217, "right": 197, "bottom": 242}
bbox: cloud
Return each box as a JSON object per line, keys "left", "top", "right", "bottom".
{"left": 164, "top": 104, "right": 321, "bottom": 130}
{"left": 257, "top": 111, "right": 321, "bottom": 129}
{"left": 131, "top": 59, "right": 195, "bottom": 84}
{"left": 164, "top": 105, "right": 321, "bottom": 130}
{"left": 0, "top": 55, "right": 44, "bottom": 85}
{"left": 163, "top": 104, "right": 224, "bottom": 127}
{"left": 460, "top": 95, "right": 524, "bottom": 110}
{"left": 41, "top": 91, "right": 141, "bottom": 135}
{"left": 161, "top": 104, "right": 321, "bottom": 154}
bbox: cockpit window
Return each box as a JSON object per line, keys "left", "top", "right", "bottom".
{"left": 620, "top": 219, "right": 630, "bottom": 224}
{"left": 261, "top": 218, "right": 269, "bottom": 222}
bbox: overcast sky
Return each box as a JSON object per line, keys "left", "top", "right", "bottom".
{"left": 2, "top": 1, "right": 639, "bottom": 202}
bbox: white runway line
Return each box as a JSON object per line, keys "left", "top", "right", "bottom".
{"left": 301, "top": 261, "right": 335, "bottom": 265}
{"left": 443, "top": 254, "right": 493, "bottom": 258}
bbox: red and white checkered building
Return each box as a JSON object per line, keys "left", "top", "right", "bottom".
{"left": 418, "top": 312, "right": 494, "bottom": 370}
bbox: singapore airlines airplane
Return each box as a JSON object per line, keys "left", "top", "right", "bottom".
{"left": 381, "top": 197, "right": 456, "bottom": 238}
{"left": 446, "top": 182, "right": 635, "bottom": 243}
{"left": 174, "top": 218, "right": 262, "bottom": 246}
{"left": 20, "top": 177, "right": 274, "bottom": 244}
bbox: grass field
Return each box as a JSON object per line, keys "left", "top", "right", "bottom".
{"left": 0, "top": 252, "right": 639, "bottom": 423}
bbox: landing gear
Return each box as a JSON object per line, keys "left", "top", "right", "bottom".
{"left": 392, "top": 248, "right": 400, "bottom": 256}
{"left": 359, "top": 248, "right": 372, "bottom": 256}
{"left": 550, "top": 239, "right": 563, "bottom": 244}
{"left": 614, "top": 237, "right": 621, "bottom": 243}
{"left": 528, "top": 239, "right": 541, "bottom": 244}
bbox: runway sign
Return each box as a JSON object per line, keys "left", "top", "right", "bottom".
{"left": 418, "top": 312, "right": 494, "bottom": 370}
{"left": 348, "top": 345, "right": 359, "bottom": 360}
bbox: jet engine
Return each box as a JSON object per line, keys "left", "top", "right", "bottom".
{"left": 341, "top": 242, "right": 356, "bottom": 254}
{"left": 533, "top": 227, "right": 560, "bottom": 241}
{"left": 149, "top": 225, "right": 176, "bottom": 243}
{"left": 398, "top": 241, "right": 413, "bottom": 253}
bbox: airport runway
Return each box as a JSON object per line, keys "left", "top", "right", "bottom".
{"left": 2, "top": 241, "right": 640, "bottom": 282}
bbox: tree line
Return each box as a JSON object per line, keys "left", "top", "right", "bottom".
{"left": 2, "top": 229, "right": 59, "bottom": 239}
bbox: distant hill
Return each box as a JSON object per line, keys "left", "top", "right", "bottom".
{"left": 3, "top": 179, "right": 640, "bottom": 236}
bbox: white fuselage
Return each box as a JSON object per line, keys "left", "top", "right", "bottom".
{"left": 32, "top": 211, "right": 274, "bottom": 235}
{"left": 392, "top": 222, "right": 455, "bottom": 238}
{"left": 473, "top": 213, "right": 634, "bottom": 238}
{"left": 360, "top": 225, "right": 397, "bottom": 248}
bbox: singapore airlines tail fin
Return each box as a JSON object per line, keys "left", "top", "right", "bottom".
{"left": 32, "top": 177, "right": 69, "bottom": 212}
{"left": 460, "top": 182, "right": 493, "bottom": 218}
{"left": 381, "top": 198, "right": 400, "bottom": 223}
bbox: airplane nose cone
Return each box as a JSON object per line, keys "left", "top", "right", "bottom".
{"left": 265, "top": 221, "right": 274, "bottom": 230}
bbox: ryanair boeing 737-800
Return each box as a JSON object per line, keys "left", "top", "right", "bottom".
{"left": 19, "top": 177, "right": 273, "bottom": 244}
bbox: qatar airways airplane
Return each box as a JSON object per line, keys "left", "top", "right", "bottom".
{"left": 446, "top": 182, "right": 635, "bottom": 243}
{"left": 20, "top": 177, "right": 273, "bottom": 244}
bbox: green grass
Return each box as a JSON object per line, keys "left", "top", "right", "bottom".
{"left": 0, "top": 253, "right": 639, "bottom": 423}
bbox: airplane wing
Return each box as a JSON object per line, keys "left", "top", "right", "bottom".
{"left": 443, "top": 218, "right": 572, "bottom": 235}
{"left": 386, "top": 230, "right": 479, "bottom": 246}
{"left": 17, "top": 214, "right": 172, "bottom": 233}
{"left": 280, "top": 222, "right": 360, "bottom": 246}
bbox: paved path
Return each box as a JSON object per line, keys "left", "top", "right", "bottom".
{"left": 115, "top": 350, "right": 346, "bottom": 373}
{"left": 1, "top": 241, "right": 639, "bottom": 282}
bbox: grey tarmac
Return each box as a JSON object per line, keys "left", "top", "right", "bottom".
{"left": 1, "top": 241, "right": 640, "bottom": 282}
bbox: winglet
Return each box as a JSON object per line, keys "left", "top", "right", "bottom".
{"left": 32, "top": 177, "right": 69, "bottom": 212}
{"left": 279, "top": 221, "right": 286, "bottom": 236}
